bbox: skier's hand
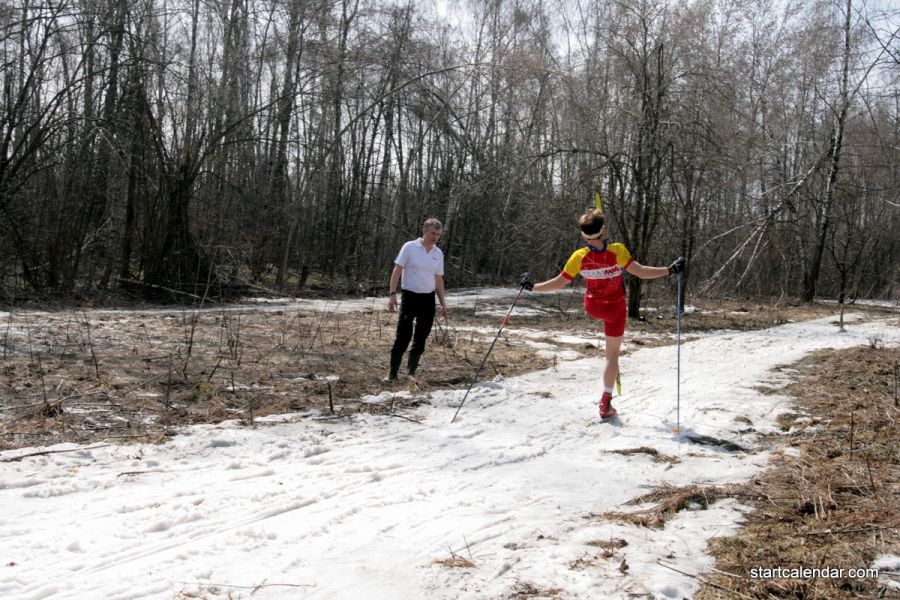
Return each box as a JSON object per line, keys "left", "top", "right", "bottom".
{"left": 388, "top": 293, "right": 398, "bottom": 312}
{"left": 667, "top": 257, "right": 686, "bottom": 275}
{"left": 519, "top": 272, "right": 534, "bottom": 291}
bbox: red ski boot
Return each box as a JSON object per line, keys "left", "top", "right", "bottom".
{"left": 599, "top": 392, "right": 617, "bottom": 418}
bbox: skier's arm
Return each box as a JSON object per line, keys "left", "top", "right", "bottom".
{"left": 533, "top": 274, "right": 570, "bottom": 292}
{"left": 626, "top": 256, "right": 686, "bottom": 280}
{"left": 624, "top": 261, "right": 669, "bottom": 280}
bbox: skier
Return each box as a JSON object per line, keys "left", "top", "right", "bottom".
{"left": 387, "top": 218, "right": 448, "bottom": 380}
{"left": 520, "top": 208, "right": 685, "bottom": 418}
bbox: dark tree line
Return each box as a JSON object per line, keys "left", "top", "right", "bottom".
{"left": 0, "top": 0, "right": 897, "bottom": 308}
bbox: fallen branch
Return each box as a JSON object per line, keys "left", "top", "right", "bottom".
{"left": 314, "top": 414, "right": 352, "bottom": 422}
{"left": 0, "top": 444, "right": 112, "bottom": 462}
{"left": 684, "top": 433, "right": 746, "bottom": 453}
{"left": 176, "top": 580, "right": 313, "bottom": 594}
{"left": 389, "top": 413, "right": 425, "bottom": 425}
{"left": 0, "top": 386, "right": 110, "bottom": 412}
{"left": 100, "top": 434, "right": 154, "bottom": 441}
{"left": 797, "top": 523, "right": 899, "bottom": 537}
{"left": 116, "top": 278, "right": 203, "bottom": 300}
{"left": 655, "top": 560, "right": 755, "bottom": 600}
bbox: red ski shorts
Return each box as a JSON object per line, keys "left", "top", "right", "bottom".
{"left": 584, "top": 295, "right": 627, "bottom": 337}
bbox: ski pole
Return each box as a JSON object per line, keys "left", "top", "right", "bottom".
{"left": 451, "top": 284, "right": 526, "bottom": 423}
{"left": 673, "top": 270, "right": 683, "bottom": 433}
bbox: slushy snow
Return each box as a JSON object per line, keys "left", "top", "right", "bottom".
{"left": 2, "top": 297, "right": 898, "bottom": 599}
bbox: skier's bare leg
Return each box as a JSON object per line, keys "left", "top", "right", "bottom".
{"left": 603, "top": 335, "right": 624, "bottom": 389}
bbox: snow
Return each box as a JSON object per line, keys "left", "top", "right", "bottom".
{"left": 2, "top": 306, "right": 899, "bottom": 599}
{"left": 874, "top": 554, "right": 900, "bottom": 590}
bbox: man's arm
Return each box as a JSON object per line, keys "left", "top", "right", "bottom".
{"left": 387, "top": 265, "right": 403, "bottom": 311}
{"left": 435, "top": 274, "right": 448, "bottom": 319}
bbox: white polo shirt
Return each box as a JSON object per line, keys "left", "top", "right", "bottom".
{"left": 395, "top": 238, "right": 445, "bottom": 294}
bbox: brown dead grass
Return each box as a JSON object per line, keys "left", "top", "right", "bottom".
{"left": 0, "top": 305, "right": 555, "bottom": 450}
{"left": 694, "top": 346, "right": 900, "bottom": 599}
{"left": 586, "top": 537, "right": 629, "bottom": 550}
{"left": 0, "top": 297, "right": 892, "bottom": 452}
{"left": 570, "top": 538, "right": 630, "bottom": 570}
{"left": 428, "top": 555, "right": 476, "bottom": 569}
{"left": 586, "top": 344, "right": 899, "bottom": 598}
{"left": 610, "top": 446, "right": 681, "bottom": 464}
{"left": 503, "top": 581, "right": 563, "bottom": 599}
{"left": 600, "top": 483, "right": 738, "bottom": 529}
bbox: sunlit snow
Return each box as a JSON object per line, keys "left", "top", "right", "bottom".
{"left": 2, "top": 294, "right": 898, "bottom": 600}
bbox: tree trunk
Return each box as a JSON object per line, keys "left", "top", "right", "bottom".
{"left": 802, "top": 0, "right": 852, "bottom": 302}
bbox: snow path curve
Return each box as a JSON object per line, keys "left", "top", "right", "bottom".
{"left": 1, "top": 313, "right": 898, "bottom": 599}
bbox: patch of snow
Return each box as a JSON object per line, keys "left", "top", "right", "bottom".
{"left": 0, "top": 312, "right": 898, "bottom": 599}
{"left": 874, "top": 554, "right": 900, "bottom": 590}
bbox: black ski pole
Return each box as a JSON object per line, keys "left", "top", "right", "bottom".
{"left": 451, "top": 285, "right": 526, "bottom": 423}
{"left": 673, "top": 269, "right": 683, "bottom": 433}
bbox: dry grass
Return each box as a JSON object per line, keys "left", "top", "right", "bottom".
{"left": 0, "top": 304, "right": 555, "bottom": 450}
{"left": 0, "top": 297, "right": 893, "bottom": 454}
{"left": 570, "top": 537, "right": 629, "bottom": 571}
{"left": 599, "top": 483, "right": 738, "bottom": 529}
{"left": 428, "top": 555, "right": 477, "bottom": 569}
{"left": 610, "top": 446, "right": 681, "bottom": 464}
{"left": 586, "top": 537, "right": 629, "bottom": 550}
{"left": 503, "top": 581, "right": 563, "bottom": 599}
{"left": 586, "top": 344, "right": 899, "bottom": 598}
{"left": 695, "top": 346, "right": 900, "bottom": 599}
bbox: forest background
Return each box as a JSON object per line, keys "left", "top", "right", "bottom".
{"left": 0, "top": 0, "right": 897, "bottom": 315}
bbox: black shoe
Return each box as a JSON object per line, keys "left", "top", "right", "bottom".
{"left": 407, "top": 353, "right": 421, "bottom": 377}
{"left": 388, "top": 351, "right": 403, "bottom": 381}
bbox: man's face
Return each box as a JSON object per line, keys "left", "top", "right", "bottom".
{"left": 423, "top": 227, "right": 443, "bottom": 245}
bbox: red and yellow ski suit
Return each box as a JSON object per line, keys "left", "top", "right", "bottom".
{"left": 560, "top": 243, "right": 634, "bottom": 336}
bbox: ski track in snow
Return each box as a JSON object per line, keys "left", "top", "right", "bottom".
{"left": 1, "top": 312, "right": 898, "bottom": 599}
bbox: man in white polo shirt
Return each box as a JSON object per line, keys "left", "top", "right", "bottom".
{"left": 387, "top": 218, "right": 448, "bottom": 380}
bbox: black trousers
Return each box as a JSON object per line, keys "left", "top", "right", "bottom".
{"left": 391, "top": 290, "right": 436, "bottom": 365}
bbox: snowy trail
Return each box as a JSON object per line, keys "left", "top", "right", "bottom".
{"left": 2, "top": 313, "right": 898, "bottom": 599}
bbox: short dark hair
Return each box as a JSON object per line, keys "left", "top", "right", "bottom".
{"left": 578, "top": 209, "right": 604, "bottom": 236}
{"left": 423, "top": 218, "right": 443, "bottom": 231}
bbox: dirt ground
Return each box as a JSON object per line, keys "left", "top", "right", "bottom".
{"left": 0, "top": 295, "right": 889, "bottom": 452}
